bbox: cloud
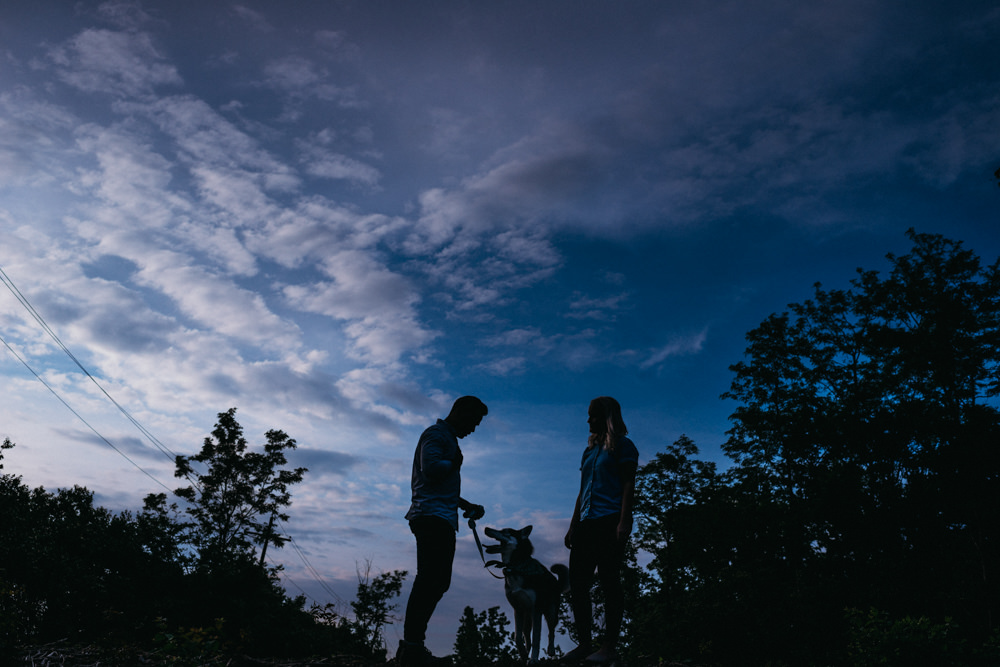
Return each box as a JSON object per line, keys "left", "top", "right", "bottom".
{"left": 477, "top": 326, "right": 612, "bottom": 375}
{"left": 60, "top": 427, "right": 171, "bottom": 465}
{"left": 641, "top": 330, "right": 709, "bottom": 369}
{"left": 48, "top": 29, "right": 182, "bottom": 98}
{"left": 261, "top": 55, "right": 361, "bottom": 108}
{"left": 287, "top": 447, "right": 361, "bottom": 477}
{"left": 566, "top": 292, "right": 629, "bottom": 321}
{"left": 284, "top": 250, "right": 437, "bottom": 365}
{"left": 0, "top": 89, "right": 80, "bottom": 188}
{"left": 95, "top": 1, "right": 159, "bottom": 31}
{"left": 142, "top": 95, "right": 299, "bottom": 189}
{"left": 299, "top": 143, "right": 381, "bottom": 187}
{"left": 244, "top": 200, "right": 404, "bottom": 268}
{"left": 409, "top": 125, "right": 612, "bottom": 249}
{"left": 231, "top": 4, "right": 274, "bottom": 32}
{"left": 132, "top": 251, "right": 301, "bottom": 347}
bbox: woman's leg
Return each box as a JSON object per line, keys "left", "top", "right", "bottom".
{"left": 593, "top": 515, "right": 626, "bottom": 656}
{"left": 568, "top": 521, "right": 599, "bottom": 653}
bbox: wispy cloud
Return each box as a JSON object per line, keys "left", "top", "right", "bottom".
{"left": 48, "top": 29, "right": 181, "bottom": 98}
{"left": 641, "top": 330, "right": 709, "bottom": 369}
{"left": 284, "top": 249, "right": 437, "bottom": 365}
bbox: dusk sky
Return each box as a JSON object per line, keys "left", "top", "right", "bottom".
{"left": 1, "top": 0, "right": 998, "bottom": 655}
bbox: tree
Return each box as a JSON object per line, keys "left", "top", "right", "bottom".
{"left": 168, "top": 407, "right": 307, "bottom": 569}
{"left": 633, "top": 435, "right": 720, "bottom": 593}
{"left": 0, "top": 437, "right": 12, "bottom": 469}
{"left": 348, "top": 563, "right": 406, "bottom": 658}
{"left": 720, "top": 230, "right": 1000, "bottom": 658}
{"left": 453, "top": 606, "right": 517, "bottom": 665}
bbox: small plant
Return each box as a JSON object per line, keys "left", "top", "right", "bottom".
{"left": 0, "top": 579, "right": 43, "bottom": 657}
{"left": 846, "top": 608, "right": 967, "bottom": 667}
{"left": 152, "top": 617, "right": 230, "bottom": 663}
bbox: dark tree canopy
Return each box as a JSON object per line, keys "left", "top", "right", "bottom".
{"left": 631, "top": 230, "right": 1000, "bottom": 666}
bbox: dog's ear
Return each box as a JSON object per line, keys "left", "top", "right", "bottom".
{"left": 521, "top": 525, "right": 533, "bottom": 537}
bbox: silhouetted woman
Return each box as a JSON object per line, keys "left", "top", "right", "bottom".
{"left": 563, "top": 396, "right": 638, "bottom": 664}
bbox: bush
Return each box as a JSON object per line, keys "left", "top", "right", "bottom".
{"left": 846, "top": 608, "right": 967, "bottom": 667}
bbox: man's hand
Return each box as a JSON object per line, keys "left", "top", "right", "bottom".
{"left": 462, "top": 503, "right": 485, "bottom": 521}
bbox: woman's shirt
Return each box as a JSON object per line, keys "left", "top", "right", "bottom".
{"left": 578, "top": 436, "right": 639, "bottom": 521}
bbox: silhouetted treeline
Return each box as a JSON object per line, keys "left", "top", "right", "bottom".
{"left": 626, "top": 230, "right": 1000, "bottom": 666}
{"left": 3, "top": 230, "right": 999, "bottom": 666}
{"left": 0, "top": 416, "right": 366, "bottom": 663}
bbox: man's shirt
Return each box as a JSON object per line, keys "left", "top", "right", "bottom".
{"left": 406, "top": 419, "right": 462, "bottom": 530}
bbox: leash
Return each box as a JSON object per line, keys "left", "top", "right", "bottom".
{"left": 468, "top": 518, "right": 506, "bottom": 579}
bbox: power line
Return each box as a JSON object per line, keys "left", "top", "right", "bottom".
{"left": 0, "top": 329, "right": 175, "bottom": 495}
{"left": 285, "top": 534, "right": 348, "bottom": 606}
{"left": 0, "top": 264, "right": 181, "bottom": 466}
{"left": 0, "top": 263, "right": 343, "bottom": 606}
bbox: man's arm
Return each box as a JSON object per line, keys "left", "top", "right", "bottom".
{"left": 459, "top": 497, "right": 484, "bottom": 520}
{"left": 420, "top": 434, "right": 458, "bottom": 482}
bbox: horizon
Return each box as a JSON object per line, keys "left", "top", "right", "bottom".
{"left": 1, "top": 0, "right": 998, "bottom": 656}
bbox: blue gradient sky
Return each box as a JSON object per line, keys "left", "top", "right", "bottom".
{"left": 1, "top": 0, "right": 998, "bottom": 655}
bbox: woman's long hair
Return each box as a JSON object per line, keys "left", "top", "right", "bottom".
{"left": 588, "top": 396, "right": 628, "bottom": 452}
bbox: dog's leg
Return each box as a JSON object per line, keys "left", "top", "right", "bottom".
{"left": 544, "top": 602, "right": 558, "bottom": 658}
{"left": 514, "top": 608, "right": 528, "bottom": 662}
{"left": 530, "top": 608, "right": 544, "bottom": 663}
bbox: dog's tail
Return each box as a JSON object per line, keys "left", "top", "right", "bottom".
{"left": 550, "top": 563, "right": 570, "bottom": 594}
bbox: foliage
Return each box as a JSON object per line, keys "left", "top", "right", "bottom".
{"left": 453, "top": 605, "right": 518, "bottom": 665}
{"left": 628, "top": 230, "right": 1000, "bottom": 666}
{"left": 5, "top": 230, "right": 1000, "bottom": 665}
{"left": 845, "top": 608, "right": 970, "bottom": 667}
{"left": 169, "top": 407, "right": 307, "bottom": 570}
{"left": 0, "top": 413, "right": 359, "bottom": 662}
{"left": 347, "top": 563, "right": 407, "bottom": 658}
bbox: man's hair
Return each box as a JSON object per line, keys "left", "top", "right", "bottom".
{"left": 448, "top": 395, "right": 488, "bottom": 420}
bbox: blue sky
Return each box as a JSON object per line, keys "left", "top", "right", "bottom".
{"left": 1, "top": 0, "right": 998, "bottom": 654}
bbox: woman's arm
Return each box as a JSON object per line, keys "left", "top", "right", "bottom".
{"left": 617, "top": 461, "right": 637, "bottom": 542}
{"left": 564, "top": 492, "right": 583, "bottom": 548}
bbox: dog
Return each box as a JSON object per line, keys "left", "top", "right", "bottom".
{"left": 484, "top": 525, "right": 570, "bottom": 663}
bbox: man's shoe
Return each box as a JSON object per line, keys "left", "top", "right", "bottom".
{"left": 397, "top": 640, "right": 450, "bottom": 667}
{"left": 561, "top": 645, "right": 593, "bottom": 663}
{"left": 396, "top": 640, "right": 417, "bottom": 666}
{"left": 584, "top": 649, "right": 617, "bottom": 664}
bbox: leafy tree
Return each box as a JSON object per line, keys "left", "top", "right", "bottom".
{"left": 718, "top": 229, "right": 1000, "bottom": 661}
{"left": 0, "top": 420, "right": 360, "bottom": 662}
{"left": 0, "top": 453, "right": 185, "bottom": 648}
{"left": 453, "top": 605, "right": 517, "bottom": 665}
{"left": 633, "top": 435, "right": 719, "bottom": 594}
{"left": 348, "top": 563, "right": 407, "bottom": 658}
{"left": 0, "top": 437, "right": 12, "bottom": 468}
{"left": 168, "top": 407, "right": 307, "bottom": 569}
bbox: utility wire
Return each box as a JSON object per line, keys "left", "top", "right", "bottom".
{"left": 0, "top": 264, "right": 180, "bottom": 466}
{"left": 0, "top": 264, "right": 343, "bottom": 604}
{"left": 0, "top": 263, "right": 202, "bottom": 492}
{"left": 0, "top": 329, "right": 175, "bottom": 495}
{"left": 286, "top": 534, "right": 348, "bottom": 605}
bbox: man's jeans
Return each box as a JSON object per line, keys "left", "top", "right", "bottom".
{"left": 403, "top": 515, "right": 456, "bottom": 643}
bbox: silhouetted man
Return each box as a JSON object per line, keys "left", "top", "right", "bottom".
{"left": 397, "top": 396, "right": 488, "bottom": 667}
